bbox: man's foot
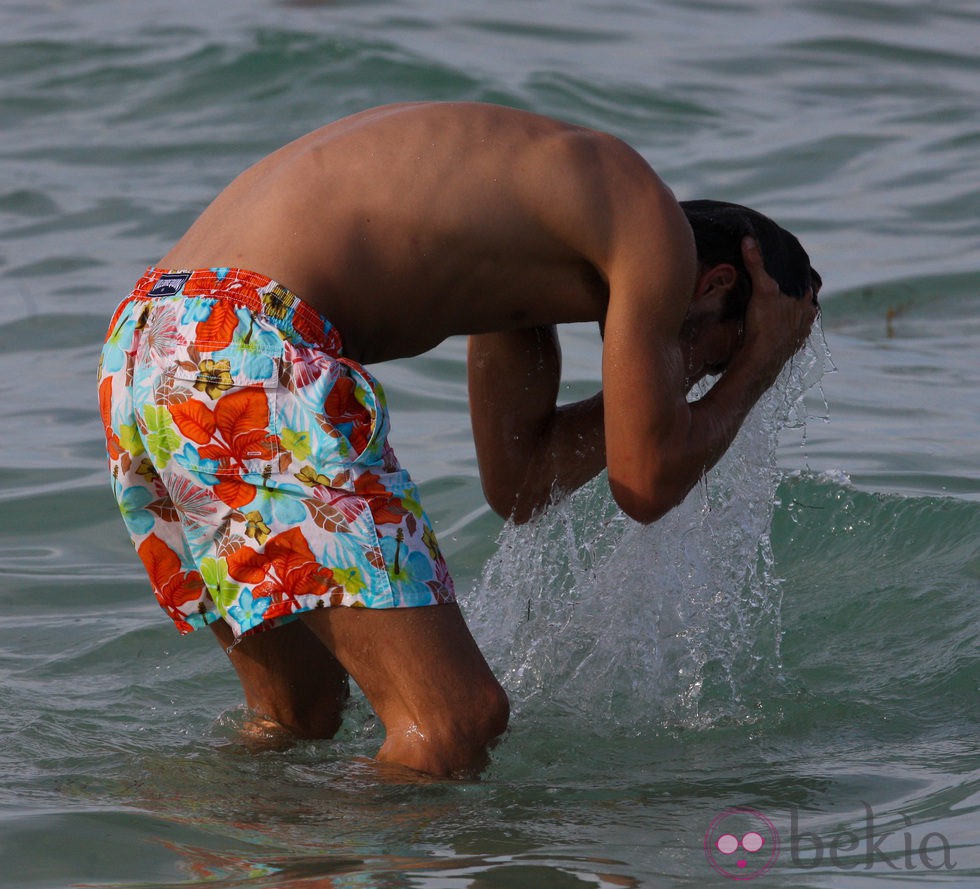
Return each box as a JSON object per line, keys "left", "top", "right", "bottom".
{"left": 238, "top": 714, "right": 297, "bottom": 753}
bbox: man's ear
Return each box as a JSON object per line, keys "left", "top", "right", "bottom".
{"left": 694, "top": 263, "right": 738, "bottom": 299}
{"left": 691, "top": 264, "right": 739, "bottom": 319}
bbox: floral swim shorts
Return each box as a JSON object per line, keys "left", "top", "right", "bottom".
{"left": 98, "top": 267, "right": 455, "bottom": 638}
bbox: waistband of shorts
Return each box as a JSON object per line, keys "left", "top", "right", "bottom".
{"left": 122, "top": 267, "right": 344, "bottom": 354}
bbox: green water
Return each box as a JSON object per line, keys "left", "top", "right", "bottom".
{"left": 0, "top": 1, "right": 977, "bottom": 886}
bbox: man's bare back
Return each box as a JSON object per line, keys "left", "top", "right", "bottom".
{"left": 160, "top": 102, "right": 676, "bottom": 363}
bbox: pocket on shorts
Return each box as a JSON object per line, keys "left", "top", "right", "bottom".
{"left": 277, "top": 345, "right": 391, "bottom": 476}
{"left": 332, "top": 358, "right": 388, "bottom": 464}
{"left": 139, "top": 327, "right": 285, "bottom": 476}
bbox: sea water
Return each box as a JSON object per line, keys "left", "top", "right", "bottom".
{"left": 0, "top": 1, "right": 977, "bottom": 886}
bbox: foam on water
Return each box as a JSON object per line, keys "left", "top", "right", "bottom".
{"left": 469, "top": 329, "right": 833, "bottom": 735}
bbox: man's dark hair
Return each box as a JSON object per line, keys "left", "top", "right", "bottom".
{"left": 680, "top": 199, "right": 821, "bottom": 320}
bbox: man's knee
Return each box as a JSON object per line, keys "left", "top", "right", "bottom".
{"left": 380, "top": 677, "right": 510, "bottom": 777}
{"left": 427, "top": 677, "right": 510, "bottom": 763}
{"left": 478, "top": 678, "right": 510, "bottom": 743}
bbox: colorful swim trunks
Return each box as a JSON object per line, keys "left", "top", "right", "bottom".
{"left": 98, "top": 267, "right": 455, "bottom": 638}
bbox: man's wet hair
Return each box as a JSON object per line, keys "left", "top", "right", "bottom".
{"left": 680, "top": 199, "right": 821, "bottom": 320}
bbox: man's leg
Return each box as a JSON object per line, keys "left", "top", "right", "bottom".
{"left": 301, "top": 603, "right": 509, "bottom": 778}
{"left": 211, "top": 618, "right": 350, "bottom": 748}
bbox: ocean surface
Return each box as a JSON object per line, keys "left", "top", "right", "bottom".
{"left": 1, "top": 0, "right": 977, "bottom": 886}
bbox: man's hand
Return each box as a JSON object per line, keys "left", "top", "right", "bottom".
{"left": 737, "top": 236, "right": 819, "bottom": 383}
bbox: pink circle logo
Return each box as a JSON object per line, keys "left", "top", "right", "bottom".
{"left": 704, "top": 808, "right": 780, "bottom": 880}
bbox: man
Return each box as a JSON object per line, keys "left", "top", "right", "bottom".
{"left": 98, "top": 102, "right": 819, "bottom": 777}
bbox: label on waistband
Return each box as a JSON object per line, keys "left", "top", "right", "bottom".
{"left": 148, "top": 272, "right": 192, "bottom": 297}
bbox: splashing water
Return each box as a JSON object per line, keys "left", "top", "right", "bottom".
{"left": 468, "top": 328, "right": 832, "bottom": 736}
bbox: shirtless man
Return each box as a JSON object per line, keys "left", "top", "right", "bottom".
{"left": 98, "top": 102, "right": 819, "bottom": 777}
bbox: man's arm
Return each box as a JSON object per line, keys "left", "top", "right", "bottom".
{"left": 602, "top": 236, "right": 817, "bottom": 522}
{"left": 467, "top": 326, "right": 606, "bottom": 523}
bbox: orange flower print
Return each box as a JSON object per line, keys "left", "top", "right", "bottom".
{"left": 137, "top": 533, "right": 205, "bottom": 634}
{"left": 168, "top": 388, "right": 278, "bottom": 508}
{"left": 354, "top": 470, "right": 407, "bottom": 525}
{"left": 98, "top": 376, "right": 123, "bottom": 460}
{"left": 194, "top": 299, "right": 240, "bottom": 352}
{"left": 225, "top": 528, "right": 338, "bottom": 627}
